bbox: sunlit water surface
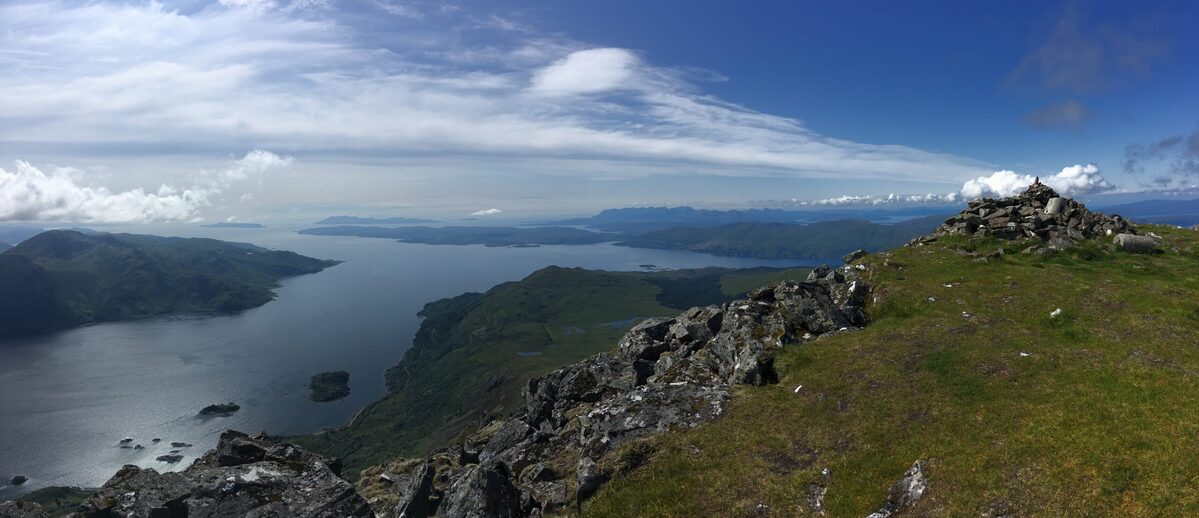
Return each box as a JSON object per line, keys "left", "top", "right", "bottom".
{"left": 0, "top": 225, "right": 825, "bottom": 496}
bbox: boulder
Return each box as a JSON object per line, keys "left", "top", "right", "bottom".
{"left": 1114, "top": 233, "right": 1156, "bottom": 253}
{"left": 9, "top": 475, "right": 26, "bottom": 486}
{"left": 843, "top": 249, "right": 868, "bottom": 263}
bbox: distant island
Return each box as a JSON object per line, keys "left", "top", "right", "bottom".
{"left": 202, "top": 222, "right": 265, "bottom": 229}
{"left": 309, "top": 371, "right": 351, "bottom": 402}
{"left": 550, "top": 205, "right": 954, "bottom": 233}
{"left": 0, "top": 230, "right": 339, "bottom": 338}
{"left": 296, "top": 217, "right": 946, "bottom": 259}
{"left": 314, "top": 216, "right": 436, "bottom": 225}
{"left": 297, "top": 225, "right": 613, "bottom": 246}
{"left": 198, "top": 402, "right": 240, "bottom": 417}
{"left": 618, "top": 215, "right": 947, "bottom": 259}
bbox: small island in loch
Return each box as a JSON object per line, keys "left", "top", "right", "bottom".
{"left": 197, "top": 402, "right": 240, "bottom": 417}
{"left": 308, "top": 371, "right": 351, "bottom": 402}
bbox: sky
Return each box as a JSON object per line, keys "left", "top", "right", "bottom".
{"left": 0, "top": 0, "right": 1196, "bottom": 222}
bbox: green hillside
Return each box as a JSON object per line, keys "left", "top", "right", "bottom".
{"left": 294, "top": 265, "right": 812, "bottom": 477}
{"left": 0, "top": 230, "right": 338, "bottom": 338}
{"left": 585, "top": 225, "right": 1199, "bottom": 516}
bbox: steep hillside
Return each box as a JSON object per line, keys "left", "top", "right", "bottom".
{"left": 293, "top": 266, "right": 812, "bottom": 478}
{"left": 0, "top": 230, "right": 338, "bottom": 338}
{"left": 618, "top": 215, "right": 945, "bottom": 259}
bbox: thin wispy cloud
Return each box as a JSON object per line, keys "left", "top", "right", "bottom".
{"left": 0, "top": 0, "right": 993, "bottom": 218}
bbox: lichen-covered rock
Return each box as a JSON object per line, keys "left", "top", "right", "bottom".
{"left": 368, "top": 267, "right": 871, "bottom": 517}
{"left": 866, "top": 460, "right": 929, "bottom": 518}
{"left": 76, "top": 430, "right": 371, "bottom": 518}
{"left": 917, "top": 181, "right": 1135, "bottom": 248}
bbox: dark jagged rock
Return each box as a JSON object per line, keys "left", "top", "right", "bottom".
{"left": 9, "top": 476, "right": 26, "bottom": 486}
{"left": 915, "top": 182, "right": 1136, "bottom": 249}
{"left": 77, "top": 430, "right": 371, "bottom": 518}
{"left": 366, "top": 266, "right": 871, "bottom": 517}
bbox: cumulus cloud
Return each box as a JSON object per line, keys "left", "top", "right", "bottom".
{"left": 960, "top": 164, "right": 1112, "bottom": 199}
{"left": 800, "top": 192, "right": 960, "bottom": 207}
{"left": 470, "top": 208, "right": 503, "bottom": 216}
{"left": 529, "top": 48, "right": 640, "bottom": 95}
{"left": 0, "top": 151, "right": 291, "bottom": 223}
{"left": 801, "top": 164, "right": 1116, "bottom": 207}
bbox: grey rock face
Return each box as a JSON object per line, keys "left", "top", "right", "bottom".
{"left": 374, "top": 267, "right": 871, "bottom": 517}
{"left": 76, "top": 430, "right": 372, "bottom": 518}
{"left": 0, "top": 500, "right": 48, "bottom": 518}
{"left": 866, "top": 460, "right": 929, "bottom": 518}
{"left": 1114, "top": 233, "right": 1156, "bottom": 253}
{"left": 917, "top": 182, "right": 1136, "bottom": 248}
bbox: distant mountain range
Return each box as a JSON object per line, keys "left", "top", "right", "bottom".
{"left": 315, "top": 216, "right": 436, "bottom": 225}
{"left": 1097, "top": 198, "right": 1199, "bottom": 227}
{"left": 551, "top": 205, "right": 954, "bottom": 233}
{"left": 0, "top": 230, "right": 338, "bottom": 338}
{"left": 618, "top": 215, "right": 947, "bottom": 259}
{"left": 202, "top": 222, "right": 265, "bottom": 229}
{"left": 298, "top": 214, "right": 947, "bottom": 259}
{"left": 298, "top": 225, "right": 613, "bottom": 246}
{"left": 0, "top": 242, "right": 10, "bottom": 252}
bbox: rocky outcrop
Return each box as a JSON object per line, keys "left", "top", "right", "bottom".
{"left": 917, "top": 181, "right": 1135, "bottom": 249}
{"left": 368, "top": 265, "right": 871, "bottom": 517}
{"left": 74, "top": 430, "right": 372, "bottom": 517}
{"left": 0, "top": 500, "right": 48, "bottom": 518}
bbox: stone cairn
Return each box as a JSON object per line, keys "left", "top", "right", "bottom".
{"left": 913, "top": 180, "right": 1137, "bottom": 251}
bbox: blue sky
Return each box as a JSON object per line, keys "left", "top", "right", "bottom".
{"left": 0, "top": 0, "right": 1195, "bottom": 222}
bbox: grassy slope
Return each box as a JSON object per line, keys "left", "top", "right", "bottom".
{"left": 586, "top": 226, "right": 1199, "bottom": 516}
{"left": 295, "top": 266, "right": 812, "bottom": 478}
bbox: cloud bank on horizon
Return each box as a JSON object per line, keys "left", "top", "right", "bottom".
{"left": 0, "top": 151, "right": 291, "bottom": 223}
{"left": 802, "top": 164, "right": 1116, "bottom": 207}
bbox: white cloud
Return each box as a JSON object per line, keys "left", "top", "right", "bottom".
{"left": 470, "top": 208, "right": 503, "bottom": 216}
{"left": 529, "top": 48, "right": 640, "bottom": 95}
{"left": 801, "top": 163, "right": 1115, "bottom": 207}
{"left": 0, "top": 0, "right": 995, "bottom": 205}
{"left": 0, "top": 151, "right": 291, "bottom": 223}
{"left": 960, "top": 163, "right": 1113, "bottom": 199}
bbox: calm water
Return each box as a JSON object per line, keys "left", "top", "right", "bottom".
{"left": 0, "top": 226, "right": 824, "bottom": 496}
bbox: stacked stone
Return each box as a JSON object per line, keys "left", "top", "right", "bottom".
{"left": 922, "top": 181, "right": 1135, "bottom": 249}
